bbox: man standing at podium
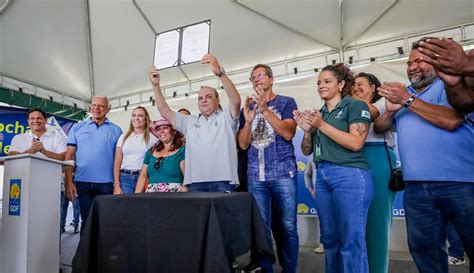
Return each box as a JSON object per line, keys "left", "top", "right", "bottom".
{"left": 64, "top": 96, "right": 122, "bottom": 228}
{"left": 8, "top": 108, "right": 67, "bottom": 160}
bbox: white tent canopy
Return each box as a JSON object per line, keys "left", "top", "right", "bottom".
{"left": 0, "top": 0, "right": 473, "bottom": 118}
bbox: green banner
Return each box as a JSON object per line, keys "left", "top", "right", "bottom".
{"left": 0, "top": 87, "right": 87, "bottom": 121}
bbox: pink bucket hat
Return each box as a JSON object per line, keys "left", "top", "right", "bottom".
{"left": 150, "top": 118, "right": 172, "bottom": 138}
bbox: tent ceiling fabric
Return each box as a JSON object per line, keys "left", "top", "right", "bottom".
{"left": 0, "top": 0, "right": 91, "bottom": 100}
{"left": 0, "top": 0, "right": 473, "bottom": 105}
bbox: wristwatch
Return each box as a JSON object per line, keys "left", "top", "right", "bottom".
{"left": 403, "top": 96, "right": 416, "bottom": 108}
{"left": 215, "top": 66, "right": 226, "bottom": 78}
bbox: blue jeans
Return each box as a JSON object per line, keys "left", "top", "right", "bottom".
{"left": 187, "top": 181, "right": 235, "bottom": 192}
{"left": 75, "top": 181, "right": 113, "bottom": 226}
{"left": 60, "top": 191, "right": 80, "bottom": 228}
{"left": 404, "top": 181, "right": 474, "bottom": 273}
{"left": 119, "top": 172, "right": 140, "bottom": 194}
{"left": 447, "top": 222, "right": 465, "bottom": 259}
{"left": 248, "top": 176, "right": 299, "bottom": 273}
{"left": 315, "top": 161, "right": 373, "bottom": 273}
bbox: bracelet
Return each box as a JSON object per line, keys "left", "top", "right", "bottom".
{"left": 113, "top": 182, "right": 120, "bottom": 186}
{"left": 403, "top": 96, "right": 416, "bottom": 108}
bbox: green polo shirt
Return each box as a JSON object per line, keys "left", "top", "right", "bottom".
{"left": 312, "top": 96, "right": 371, "bottom": 169}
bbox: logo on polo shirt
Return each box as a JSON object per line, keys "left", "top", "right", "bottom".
{"left": 361, "top": 110, "right": 370, "bottom": 119}
{"left": 335, "top": 110, "right": 343, "bottom": 119}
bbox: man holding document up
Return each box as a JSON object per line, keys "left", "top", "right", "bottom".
{"left": 149, "top": 54, "right": 241, "bottom": 192}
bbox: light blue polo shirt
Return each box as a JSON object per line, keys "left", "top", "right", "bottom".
{"left": 394, "top": 78, "right": 474, "bottom": 182}
{"left": 67, "top": 118, "right": 122, "bottom": 183}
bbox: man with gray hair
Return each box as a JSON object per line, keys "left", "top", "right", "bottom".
{"left": 375, "top": 38, "right": 474, "bottom": 273}
{"left": 64, "top": 96, "right": 122, "bottom": 227}
{"left": 149, "top": 53, "right": 241, "bottom": 192}
{"left": 237, "top": 63, "right": 299, "bottom": 273}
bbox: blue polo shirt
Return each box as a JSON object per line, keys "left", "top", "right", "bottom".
{"left": 395, "top": 78, "right": 474, "bottom": 182}
{"left": 67, "top": 118, "right": 122, "bottom": 183}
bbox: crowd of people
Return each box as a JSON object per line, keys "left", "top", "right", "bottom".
{"left": 7, "top": 37, "right": 473, "bottom": 273}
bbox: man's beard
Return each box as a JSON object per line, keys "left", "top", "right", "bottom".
{"left": 409, "top": 70, "right": 437, "bottom": 89}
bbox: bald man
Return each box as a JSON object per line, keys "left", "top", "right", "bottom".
{"left": 149, "top": 53, "right": 241, "bottom": 192}
{"left": 64, "top": 96, "right": 122, "bottom": 228}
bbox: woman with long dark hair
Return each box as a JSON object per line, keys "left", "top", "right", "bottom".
{"left": 135, "top": 118, "right": 186, "bottom": 192}
{"left": 294, "top": 63, "right": 373, "bottom": 273}
{"left": 352, "top": 72, "right": 397, "bottom": 273}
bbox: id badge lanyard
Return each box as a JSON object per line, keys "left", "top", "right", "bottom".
{"left": 315, "top": 129, "right": 321, "bottom": 157}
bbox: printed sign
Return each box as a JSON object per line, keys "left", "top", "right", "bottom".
{"left": 8, "top": 179, "right": 21, "bottom": 216}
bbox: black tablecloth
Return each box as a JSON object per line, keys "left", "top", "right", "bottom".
{"left": 72, "top": 192, "right": 274, "bottom": 273}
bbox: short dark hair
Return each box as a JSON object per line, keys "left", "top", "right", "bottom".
{"left": 251, "top": 64, "right": 273, "bottom": 78}
{"left": 177, "top": 108, "right": 191, "bottom": 115}
{"left": 354, "top": 72, "right": 382, "bottom": 103}
{"left": 27, "top": 108, "right": 47, "bottom": 120}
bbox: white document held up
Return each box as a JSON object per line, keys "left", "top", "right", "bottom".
{"left": 153, "top": 20, "right": 210, "bottom": 70}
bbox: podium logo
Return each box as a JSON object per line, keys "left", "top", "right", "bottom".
{"left": 8, "top": 179, "right": 21, "bottom": 216}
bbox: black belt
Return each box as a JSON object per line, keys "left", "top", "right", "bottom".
{"left": 120, "top": 169, "right": 140, "bottom": 175}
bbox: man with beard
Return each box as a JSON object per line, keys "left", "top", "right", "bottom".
{"left": 374, "top": 38, "right": 474, "bottom": 273}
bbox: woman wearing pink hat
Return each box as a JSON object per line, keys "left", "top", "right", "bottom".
{"left": 135, "top": 118, "right": 186, "bottom": 192}
{"left": 113, "top": 106, "right": 158, "bottom": 194}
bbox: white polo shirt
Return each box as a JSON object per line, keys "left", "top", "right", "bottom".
{"left": 9, "top": 130, "right": 67, "bottom": 155}
{"left": 174, "top": 109, "right": 239, "bottom": 185}
{"left": 116, "top": 132, "right": 158, "bottom": 170}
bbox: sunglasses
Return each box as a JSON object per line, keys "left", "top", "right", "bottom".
{"left": 154, "top": 157, "right": 164, "bottom": 169}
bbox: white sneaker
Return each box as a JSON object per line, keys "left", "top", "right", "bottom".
{"left": 314, "top": 244, "right": 324, "bottom": 254}
{"left": 448, "top": 255, "right": 465, "bottom": 265}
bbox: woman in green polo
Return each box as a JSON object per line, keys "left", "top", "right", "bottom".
{"left": 294, "top": 63, "right": 374, "bottom": 273}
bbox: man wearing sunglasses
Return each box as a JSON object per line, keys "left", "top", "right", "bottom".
{"left": 149, "top": 53, "right": 241, "bottom": 192}
{"left": 237, "top": 64, "right": 299, "bottom": 273}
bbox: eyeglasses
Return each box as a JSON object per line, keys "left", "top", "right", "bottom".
{"left": 249, "top": 72, "right": 268, "bottom": 82}
{"left": 154, "top": 157, "right": 164, "bottom": 169}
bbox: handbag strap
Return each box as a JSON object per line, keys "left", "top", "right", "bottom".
{"left": 383, "top": 134, "right": 394, "bottom": 171}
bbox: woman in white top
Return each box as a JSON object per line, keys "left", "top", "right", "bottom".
{"left": 113, "top": 106, "right": 158, "bottom": 194}
{"left": 352, "top": 72, "right": 397, "bottom": 273}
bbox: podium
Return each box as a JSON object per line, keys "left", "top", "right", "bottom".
{"left": 0, "top": 154, "right": 72, "bottom": 273}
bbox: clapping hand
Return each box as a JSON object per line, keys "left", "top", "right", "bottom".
{"left": 243, "top": 97, "right": 257, "bottom": 124}
{"left": 302, "top": 109, "right": 324, "bottom": 128}
{"left": 377, "top": 82, "right": 411, "bottom": 105}
{"left": 28, "top": 138, "right": 43, "bottom": 154}
{"left": 417, "top": 38, "right": 469, "bottom": 75}
{"left": 252, "top": 86, "right": 270, "bottom": 114}
{"left": 293, "top": 110, "right": 312, "bottom": 132}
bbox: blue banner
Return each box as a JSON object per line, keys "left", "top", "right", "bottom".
{"left": 8, "top": 179, "right": 22, "bottom": 216}
{"left": 293, "top": 129, "right": 405, "bottom": 218}
{"left": 0, "top": 106, "right": 75, "bottom": 157}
